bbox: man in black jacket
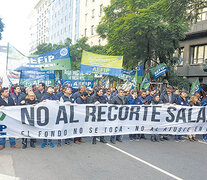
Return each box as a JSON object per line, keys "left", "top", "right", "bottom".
{"left": 110, "top": 89, "right": 128, "bottom": 144}
{"left": 0, "top": 87, "right": 20, "bottom": 150}
{"left": 89, "top": 88, "right": 107, "bottom": 144}
{"left": 159, "top": 85, "right": 177, "bottom": 141}
{"left": 11, "top": 86, "right": 25, "bottom": 105}
{"left": 34, "top": 82, "right": 46, "bottom": 101}
{"left": 160, "top": 86, "right": 177, "bottom": 104}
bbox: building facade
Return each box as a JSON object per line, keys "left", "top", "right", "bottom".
{"left": 79, "top": 0, "right": 110, "bottom": 46}
{"left": 29, "top": 0, "right": 80, "bottom": 54}
{"left": 48, "top": 0, "right": 80, "bottom": 45}
{"left": 177, "top": 8, "right": 207, "bottom": 86}
{"left": 29, "top": 0, "right": 49, "bottom": 53}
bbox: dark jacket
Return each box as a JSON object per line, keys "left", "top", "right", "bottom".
{"left": 160, "top": 92, "right": 177, "bottom": 104}
{"left": 89, "top": 94, "right": 107, "bottom": 104}
{"left": 138, "top": 96, "right": 151, "bottom": 105}
{"left": 35, "top": 90, "right": 46, "bottom": 101}
{"left": 0, "top": 96, "right": 15, "bottom": 106}
{"left": 11, "top": 92, "right": 25, "bottom": 105}
{"left": 175, "top": 96, "right": 189, "bottom": 106}
{"left": 24, "top": 99, "right": 39, "bottom": 105}
{"left": 128, "top": 97, "right": 143, "bottom": 105}
{"left": 42, "top": 93, "right": 58, "bottom": 101}
{"left": 61, "top": 94, "right": 74, "bottom": 103}
{"left": 71, "top": 91, "right": 81, "bottom": 101}
{"left": 151, "top": 99, "right": 162, "bottom": 105}
{"left": 76, "top": 97, "right": 88, "bottom": 104}
{"left": 111, "top": 95, "right": 128, "bottom": 105}
{"left": 56, "top": 91, "right": 64, "bottom": 100}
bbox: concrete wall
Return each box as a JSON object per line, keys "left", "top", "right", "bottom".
{"left": 177, "top": 20, "right": 207, "bottom": 84}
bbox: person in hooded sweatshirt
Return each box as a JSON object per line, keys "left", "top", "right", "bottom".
{"left": 21, "top": 92, "right": 39, "bottom": 149}
{"left": 41, "top": 86, "right": 59, "bottom": 148}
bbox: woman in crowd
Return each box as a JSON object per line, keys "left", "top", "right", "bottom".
{"left": 21, "top": 92, "right": 39, "bottom": 149}
{"left": 188, "top": 95, "right": 201, "bottom": 141}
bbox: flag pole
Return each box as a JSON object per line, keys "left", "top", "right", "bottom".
{"left": 148, "top": 72, "right": 152, "bottom": 91}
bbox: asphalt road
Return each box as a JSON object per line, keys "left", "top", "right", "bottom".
{"left": 0, "top": 135, "right": 206, "bottom": 180}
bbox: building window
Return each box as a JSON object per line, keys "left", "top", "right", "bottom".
{"left": 92, "top": 9, "right": 95, "bottom": 18}
{"left": 92, "top": 0, "right": 95, "bottom": 2}
{"left": 191, "top": 44, "right": 207, "bottom": 64}
{"left": 100, "top": 4, "right": 103, "bottom": 17}
{"left": 85, "top": 13, "right": 88, "bottom": 23}
{"left": 178, "top": 47, "right": 184, "bottom": 66}
{"left": 91, "top": 25, "right": 94, "bottom": 35}
{"left": 85, "top": 28, "right": 87, "bottom": 37}
{"left": 85, "top": 0, "right": 88, "bottom": 6}
{"left": 197, "top": 8, "right": 207, "bottom": 22}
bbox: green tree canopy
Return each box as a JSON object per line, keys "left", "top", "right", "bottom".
{"left": 97, "top": 0, "right": 207, "bottom": 69}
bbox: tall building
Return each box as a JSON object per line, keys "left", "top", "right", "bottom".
{"left": 79, "top": 0, "right": 110, "bottom": 46}
{"left": 176, "top": 8, "right": 207, "bottom": 87}
{"left": 29, "top": 0, "right": 49, "bottom": 53}
{"left": 29, "top": 0, "right": 80, "bottom": 54}
{"left": 48, "top": 0, "right": 80, "bottom": 45}
{"left": 28, "top": 9, "right": 38, "bottom": 53}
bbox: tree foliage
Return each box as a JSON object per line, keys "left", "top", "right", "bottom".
{"left": 0, "top": 18, "right": 4, "bottom": 40}
{"left": 97, "top": 0, "right": 207, "bottom": 70}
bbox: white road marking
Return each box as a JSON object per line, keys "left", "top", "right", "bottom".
{"left": 0, "top": 174, "right": 19, "bottom": 180}
{"left": 198, "top": 140, "right": 207, "bottom": 145}
{"left": 106, "top": 143, "right": 183, "bottom": 180}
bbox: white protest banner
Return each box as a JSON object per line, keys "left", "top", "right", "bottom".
{"left": 0, "top": 101, "right": 207, "bottom": 139}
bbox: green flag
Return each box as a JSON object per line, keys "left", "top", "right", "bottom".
{"left": 130, "top": 68, "right": 138, "bottom": 90}
{"left": 150, "top": 63, "right": 169, "bottom": 79}
{"left": 140, "top": 73, "right": 150, "bottom": 90}
{"left": 189, "top": 78, "right": 202, "bottom": 97}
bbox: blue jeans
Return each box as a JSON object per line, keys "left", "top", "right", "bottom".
{"left": 43, "top": 139, "right": 52, "bottom": 144}
{"left": 0, "top": 138, "right": 16, "bottom": 147}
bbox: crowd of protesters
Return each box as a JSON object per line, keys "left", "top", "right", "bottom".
{"left": 0, "top": 82, "right": 207, "bottom": 150}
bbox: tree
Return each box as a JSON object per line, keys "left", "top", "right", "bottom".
{"left": 97, "top": 0, "right": 207, "bottom": 70}
{"left": 0, "top": 18, "right": 4, "bottom": 40}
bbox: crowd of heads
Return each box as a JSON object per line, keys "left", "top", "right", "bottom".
{"left": 0, "top": 82, "right": 207, "bottom": 150}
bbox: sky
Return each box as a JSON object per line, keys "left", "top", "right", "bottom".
{"left": 0, "top": 0, "right": 39, "bottom": 55}
{"left": 0, "top": 0, "right": 39, "bottom": 85}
